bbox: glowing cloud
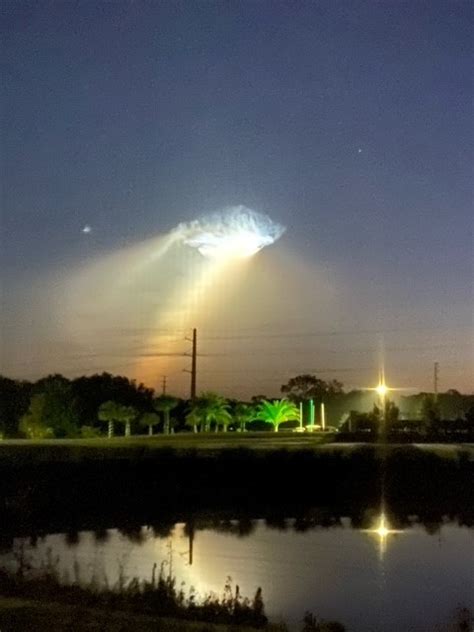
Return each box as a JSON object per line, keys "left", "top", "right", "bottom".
{"left": 178, "top": 206, "right": 285, "bottom": 260}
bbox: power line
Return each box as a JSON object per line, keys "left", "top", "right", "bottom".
{"left": 195, "top": 343, "right": 467, "bottom": 357}
{"left": 199, "top": 324, "right": 473, "bottom": 341}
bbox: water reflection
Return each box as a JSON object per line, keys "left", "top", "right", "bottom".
{"left": 361, "top": 513, "right": 405, "bottom": 559}
{"left": 2, "top": 515, "right": 472, "bottom": 632}
{"left": 9, "top": 507, "right": 471, "bottom": 556}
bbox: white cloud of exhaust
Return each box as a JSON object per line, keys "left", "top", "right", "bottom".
{"left": 176, "top": 206, "right": 285, "bottom": 260}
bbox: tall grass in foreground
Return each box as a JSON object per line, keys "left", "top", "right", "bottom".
{"left": 0, "top": 546, "right": 267, "bottom": 628}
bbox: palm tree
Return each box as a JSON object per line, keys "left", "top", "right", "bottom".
{"left": 140, "top": 412, "right": 161, "bottom": 436}
{"left": 191, "top": 392, "right": 232, "bottom": 432}
{"left": 214, "top": 406, "right": 232, "bottom": 432}
{"left": 98, "top": 401, "right": 136, "bottom": 438}
{"left": 153, "top": 395, "right": 178, "bottom": 435}
{"left": 205, "top": 392, "right": 232, "bottom": 432}
{"left": 256, "top": 399, "right": 300, "bottom": 432}
{"left": 185, "top": 408, "right": 202, "bottom": 433}
{"left": 234, "top": 403, "right": 256, "bottom": 432}
{"left": 98, "top": 400, "right": 119, "bottom": 438}
{"left": 118, "top": 405, "right": 136, "bottom": 437}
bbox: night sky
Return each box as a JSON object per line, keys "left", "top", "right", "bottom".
{"left": 1, "top": 1, "right": 473, "bottom": 396}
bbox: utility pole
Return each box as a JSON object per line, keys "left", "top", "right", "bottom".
{"left": 184, "top": 328, "right": 198, "bottom": 400}
{"left": 188, "top": 328, "right": 197, "bottom": 400}
{"left": 191, "top": 328, "right": 197, "bottom": 399}
{"left": 161, "top": 375, "right": 167, "bottom": 395}
{"left": 188, "top": 521, "right": 195, "bottom": 566}
{"left": 434, "top": 362, "right": 439, "bottom": 402}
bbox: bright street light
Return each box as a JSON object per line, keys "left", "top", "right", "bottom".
{"left": 375, "top": 383, "right": 388, "bottom": 397}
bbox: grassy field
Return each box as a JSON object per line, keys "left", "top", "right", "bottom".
{"left": 0, "top": 433, "right": 472, "bottom": 466}
{"left": 0, "top": 431, "right": 335, "bottom": 447}
{"left": 0, "top": 432, "right": 341, "bottom": 464}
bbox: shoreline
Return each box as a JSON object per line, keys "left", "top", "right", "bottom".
{"left": 0, "top": 597, "right": 285, "bottom": 632}
{"left": 0, "top": 443, "right": 472, "bottom": 539}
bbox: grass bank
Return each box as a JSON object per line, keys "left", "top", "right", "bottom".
{"left": 0, "top": 432, "right": 337, "bottom": 464}
{"left": 1, "top": 433, "right": 472, "bottom": 465}
{"left": 0, "top": 559, "right": 270, "bottom": 630}
{"left": 0, "top": 598, "right": 280, "bottom": 632}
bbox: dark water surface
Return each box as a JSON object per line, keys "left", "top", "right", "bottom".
{"left": 3, "top": 517, "right": 473, "bottom": 631}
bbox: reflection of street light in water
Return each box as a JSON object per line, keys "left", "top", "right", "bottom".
{"left": 362, "top": 512, "right": 404, "bottom": 559}
{"left": 374, "top": 513, "right": 391, "bottom": 538}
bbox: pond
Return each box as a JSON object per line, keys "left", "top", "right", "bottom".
{"left": 3, "top": 514, "right": 473, "bottom": 631}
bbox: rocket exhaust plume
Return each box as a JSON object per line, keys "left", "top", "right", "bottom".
{"left": 4, "top": 206, "right": 291, "bottom": 383}
{"left": 176, "top": 206, "right": 285, "bottom": 260}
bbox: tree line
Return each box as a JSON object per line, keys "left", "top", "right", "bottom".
{"left": 0, "top": 373, "right": 301, "bottom": 439}
{"left": 0, "top": 372, "right": 472, "bottom": 439}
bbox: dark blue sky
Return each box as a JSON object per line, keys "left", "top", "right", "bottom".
{"left": 1, "top": 1, "right": 473, "bottom": 392}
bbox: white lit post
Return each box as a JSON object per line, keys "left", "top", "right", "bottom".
{"left": 321, "top": 402, "right": 326, "bottom": 431}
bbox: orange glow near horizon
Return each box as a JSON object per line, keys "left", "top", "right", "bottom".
{"left": 131, "top": 249, "right": 257, "bottom": 388}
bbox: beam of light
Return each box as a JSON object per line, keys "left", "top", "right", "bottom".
{"left": 132, "top": 247, "right": 256, "bottom": 385}
{"left": 131, "top": 207, "right": 285, "bottom": 386}
{"left": 177, "top": 206, "right": 285, "bottom": 260}
{"left": 7, "top": 222, "right": 341, "bottom": 391}
{"left": 23, "top": 206, "right": 345, "bottom": 393}
{"left": 362, "top": 512, "right": 404, "bottom": 559}
{"left": 34, "top": 205, "right": 288, "bottom": 388}
{"left": 60, "top": 233, "right": 180, "bottom": 339}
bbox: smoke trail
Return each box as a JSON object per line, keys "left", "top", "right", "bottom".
{"left": 175, "top": 206, "right": 285, "bottom": 259}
